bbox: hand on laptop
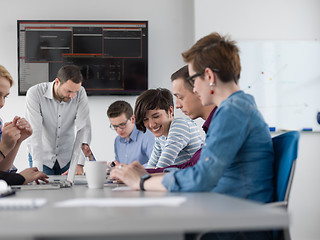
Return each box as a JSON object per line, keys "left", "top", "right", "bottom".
{"left": 19, "top": 167, "right": 49, "bottom": 184}
{"left": 75, "top": 164, "right": 84, "bottom": 175}
{"left": 61, "top": 164, "right": 84, "bottom": 176}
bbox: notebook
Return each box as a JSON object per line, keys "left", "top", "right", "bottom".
{"left": 12, "top": 128, "right": 87, "bottom": 190}
{"left": 0, "top": 198, "right": 47, "bottom": 210}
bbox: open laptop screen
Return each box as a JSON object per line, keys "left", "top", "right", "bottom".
{"left": 66, "top": 128, "right": 86, "bottom": 183}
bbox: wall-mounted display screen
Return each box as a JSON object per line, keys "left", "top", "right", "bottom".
{"left": 17, "top": 20, "right": 148, "bottom": 95}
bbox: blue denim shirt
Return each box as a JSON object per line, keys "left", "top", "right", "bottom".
{"left": 114, "top": 126, "right": 155, "bottom": 166}
{"left": 162, "top": 91, "right": 274, "bottom": 203}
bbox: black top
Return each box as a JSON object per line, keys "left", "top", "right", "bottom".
{"left": 0, "top": 171, "right": 25, "bottom": 185}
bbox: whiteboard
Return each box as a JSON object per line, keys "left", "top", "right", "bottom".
{"left": 238, "top": 40, "right": 320, "bottom": 131}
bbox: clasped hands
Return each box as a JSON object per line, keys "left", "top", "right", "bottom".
{"left": 1, "top": 116, "right": 32, "bottom": 155}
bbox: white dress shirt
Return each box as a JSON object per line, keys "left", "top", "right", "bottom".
{"left": 25, "top": 81, "right": 91, "bottom": 171}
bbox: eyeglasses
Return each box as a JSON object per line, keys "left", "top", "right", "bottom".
{"left": 110, "top": 119, "right": 129, "bottom": 130}
{"left": 187, "top": 67, "right": 219, "bottom": 86}
{"left": 187, "top": 72, "right": 203, "bottom": 86}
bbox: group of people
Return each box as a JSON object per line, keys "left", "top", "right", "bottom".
{"left": 110, "top": 33, "right": 274, "bottom": 202}
{"left": 0, "top": 32, "right": 275, "bottom": 196}
{"left": 0, "top": 32, "right": 275, "bottom": 239}
{"left": 0, "top": 64, "right": 91, "bottom": 184}
{"left": 109, "top": 33, "right": 275, "bottom": 239}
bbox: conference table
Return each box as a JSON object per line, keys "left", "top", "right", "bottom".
{"left": 0, "top": 184, "right": 289, "bottom": 240}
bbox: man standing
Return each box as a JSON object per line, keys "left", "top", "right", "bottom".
{"left": 107, "top": 101, "right": 154, "bottom": 166}
{"left": 26, "top": 65, "right": 91, "bottom": 175}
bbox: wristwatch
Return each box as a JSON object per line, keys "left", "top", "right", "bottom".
{"left": 140, "top": 174, "right": 151, "bottom": 191}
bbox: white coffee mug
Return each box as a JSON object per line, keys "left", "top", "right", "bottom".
{"left": 85, "top": 161, "right": 108, "bottom": 189}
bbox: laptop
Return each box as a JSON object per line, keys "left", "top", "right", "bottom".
{"left": 81, "top": 143, "right": 112, "bottom": 176}
{"left": 12, "top": 128, "right": 87, "bottom": 190}
{"left": 46, "top": 141, "right": 111, "bottom": 187}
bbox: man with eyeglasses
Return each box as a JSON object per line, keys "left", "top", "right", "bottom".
{"left": 107, "top": 101, "right": 155, "bottom": 166}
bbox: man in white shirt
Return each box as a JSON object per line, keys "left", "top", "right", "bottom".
{"left": 26, "top": 65, "right": 91, "bottom": 175}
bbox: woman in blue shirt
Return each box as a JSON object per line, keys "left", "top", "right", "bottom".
{"left": 111, "top": 33, "right": 274, "bottom": 204}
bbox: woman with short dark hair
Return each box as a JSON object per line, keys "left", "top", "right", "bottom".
{"left": 134, "top": 88, "right": 202, "bottom": 168}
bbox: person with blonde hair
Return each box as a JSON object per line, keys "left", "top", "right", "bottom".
{"left": 0, "top": 65, "right": 48, "bottom": 185}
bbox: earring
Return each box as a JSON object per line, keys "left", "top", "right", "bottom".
{"left": 209, "top": 82, "right": 215, "bottom": 95}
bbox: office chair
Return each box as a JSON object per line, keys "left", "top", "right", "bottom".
{"left": 191, "top": 131, "right": 300, "bottom": 240}
{"left": 272, "top": 131, "right": 300, "bottom": 206}
{"left": 269, "top": 131, "right": 300, "bottom": 240}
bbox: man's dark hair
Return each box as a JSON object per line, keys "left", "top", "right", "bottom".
{"left": 134, "top": 88, "right": 173, "bottom": 133}
{"left": 170, "top": 65, "right": 193, "bottom": 92}
{"left": 57, "top": 65, "right": 83, "bottom": 84}
{"left": 107, "top": 101, "right": 133, "bottom": 119}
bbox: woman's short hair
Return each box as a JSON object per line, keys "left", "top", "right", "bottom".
{"left": 182, "top": 32, "right": 241, "bottom": 84}
{"left": 0, "top": 65, "right": 13, "bottom": 86}
{"left": 134, "top": 88, "right": 173, "bottom": 133}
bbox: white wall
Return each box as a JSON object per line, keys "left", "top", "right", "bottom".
{"left": 195, "top": 1, "right": 320, "bottom": 239}
{"left": 0, "top": 0, "right": 195, "bottom": 168}
{"left": 1, "top": 0, "right": 319, "bottom": 239}
{"left": 194, "top": 0, "right": 320, "bottom": 40}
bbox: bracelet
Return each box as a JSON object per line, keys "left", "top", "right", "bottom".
{"left": 140, "top": 174, "right": 151, "bottom": 191}
{"left": 0, "top": 150, "right": 6, "bottom": 159}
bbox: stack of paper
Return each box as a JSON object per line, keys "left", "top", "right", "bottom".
{"left": 0, "top": 198, "right": 47, "bottom": 210}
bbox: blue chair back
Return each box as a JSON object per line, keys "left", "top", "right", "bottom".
{"left": 272, "top": 131, "right": 300, "bottom": 202}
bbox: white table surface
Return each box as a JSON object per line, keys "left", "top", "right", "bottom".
{"left": 0, "top": 184, "right": 289, "bottom": 240}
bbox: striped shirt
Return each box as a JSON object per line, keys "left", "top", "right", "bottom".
{"left": 147, "top": 118, "right": 202, "bottom": 168}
